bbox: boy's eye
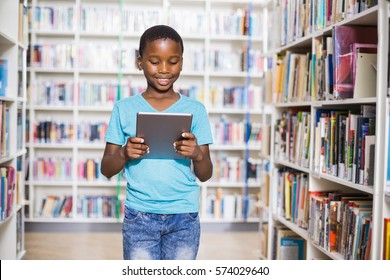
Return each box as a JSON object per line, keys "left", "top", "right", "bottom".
{"left": 169, "top": 61, "right": 178, "bottom": 65}
{"left": 150, "top": 61, "right": 159, "bottom": 65}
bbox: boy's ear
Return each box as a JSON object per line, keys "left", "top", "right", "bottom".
{"left": 137, "top": 57, "right": 142, "bottom": 70}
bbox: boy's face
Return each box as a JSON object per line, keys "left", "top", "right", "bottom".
{"left": 137, "top": 38, "right": 183, "bottom": 94}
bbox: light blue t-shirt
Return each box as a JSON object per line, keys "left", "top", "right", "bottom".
{"left": 104, "top": 93, "right": 213, "bottom": 214}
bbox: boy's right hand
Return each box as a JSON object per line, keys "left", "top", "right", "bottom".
{"left": 121, "top": 137, "right": 149, "bottom": 160}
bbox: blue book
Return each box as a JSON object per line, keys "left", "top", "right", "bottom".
{"left": 280, "top": 237, "right": 305, "bottom": 260}
{"left": 0, "top": 59, "right": 8, "bottom": 96}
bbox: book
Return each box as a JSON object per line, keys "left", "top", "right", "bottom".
{"left": 363, "top": 135, "right": 375, "bottom": 186}
{"left": 280, "top": 237, "right": 305, "bottom": 260}
{"left": 0, "top": 59, "right": 8, "bottom": 97}
{"left": 275, "top": 226, "right": 298, "bottom": 259}
{"left": 351, "top": 43, "right": 377, "bottom": 94}
{"left": 332, "top": 25, "right": 377, "bottom": 99}
{"left": 353, "top": 51, "right": 377, "bottom": 98}
{"left": 384, "top": 218, "right": 390, "bottom": 260}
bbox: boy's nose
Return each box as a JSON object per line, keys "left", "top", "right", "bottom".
{"left": 158, "top": 62, "right": 168, "bottom": 73}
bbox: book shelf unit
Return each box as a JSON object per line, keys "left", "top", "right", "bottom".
{"left": 262, "top": 1, "right": 388, "bottom": 260}
{"left": 0, "top": 0, "right": 28, "bottom": 259}
{"left": 383, "top": 0, "right": 390, "bottom": 260}
{"left": 26, "top": 0, "right": 270, "bottom": 231}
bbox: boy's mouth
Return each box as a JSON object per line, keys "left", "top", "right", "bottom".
{"left": 156, "top": 78, "right": 171, "bottom": 86}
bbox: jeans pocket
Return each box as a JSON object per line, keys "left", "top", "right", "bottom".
{"left": 186, "top": 212, "right": 199, "bottom": 221}
{"left": 124, "top": 206, "right": 141, "bottom": 223}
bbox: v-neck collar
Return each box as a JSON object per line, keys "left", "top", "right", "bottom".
{"left": 139, "top": 92, "right": 182, "bottom": 112}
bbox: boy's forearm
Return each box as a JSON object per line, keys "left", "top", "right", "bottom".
{"left": 101, "top": 147, "right": 128, "bottom": 178}
{"left": 193, "top": 156, "right": 213, "bottom": 182}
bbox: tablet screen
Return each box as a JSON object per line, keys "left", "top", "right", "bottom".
{"left": 136, "top": 112, "right": 193, "bottom": 159}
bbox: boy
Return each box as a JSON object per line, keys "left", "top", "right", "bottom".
{"left": 101, "top": 25, "right": 213, "bottom": 260}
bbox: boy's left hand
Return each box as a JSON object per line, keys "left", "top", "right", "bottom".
{"left": 173, "top": 132, "right": 203, "bottom": 161}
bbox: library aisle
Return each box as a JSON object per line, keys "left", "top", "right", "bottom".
{"left": 23, "top": 231, "right": 261, "bottom": 260}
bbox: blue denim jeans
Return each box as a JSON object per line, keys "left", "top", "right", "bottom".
{"left": 122, "top": 206, "right": 200, "bottom": 260}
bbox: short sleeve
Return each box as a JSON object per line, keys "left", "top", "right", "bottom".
{"left": 104, "top": 104, "right": 126, "bottom": 146}
{"left": 191, "top": 104, "right": 213, "bottom": 146}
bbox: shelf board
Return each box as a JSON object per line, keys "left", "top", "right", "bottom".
{"left": 313, "top": 172, "right": 375, "bottom": 194}
{"left": 0, "top": 155, "right": 13, "bottom": 164}
{"left": 275, "top": 97, "right": 377, "bottom": 108}
{"left": 29, "top": 67, "right": 74, "bottom": 73}
{"left": 207, "top": 181, "right": 263, "bottom": 188}
{"left": 0, "top": 31, "right": 17, "bottom": 45}
{"left": 77, "top": 181, "right": 126, "bottom": 187}
{"left": 33, "top": 30, "right": 75, "bottom": 37}
{"left": 309, "top": 240, "right": 345, "bottom": 260}
{"left": 29, "top": 105, "right": 74, "bottom": 111}
{"left": 210, "top": 144, "right": 261, "bottom": 150}
{"left": 274, "top": 158, "right": 310, "bottom": 173}
{"left": 77, "top": 142, "right": 105, "bottom": 149}
{"left": 28, "top": 143, "right": 74, "bottom": 149}
{"left": 208, "top": 107, "right": 263, "bottom": 114}
{"left": 26, "top": 180, "right": 73, "bottom": 186}
{"left": 78, "top": 106, "right": 113, "bottom": 112}
{"left": 200, "top": 217, "right": 260, "bottom": 223}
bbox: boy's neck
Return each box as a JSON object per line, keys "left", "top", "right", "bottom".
{"left": 142, "top": 91, "right": 180, "bottom": 111}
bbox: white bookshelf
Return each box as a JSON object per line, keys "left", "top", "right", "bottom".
{"left": 26, "top": 0, "right": 270, "bottom": 229}
{"left": 262, "top": 1, "right": 388, "bottom": 260}
{"left": 0, "top": 0, "right": 28, "bottom": 259}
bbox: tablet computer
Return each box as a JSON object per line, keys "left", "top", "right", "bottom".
{"left": 136, "top": 112, "right": 193, "bottom": 159}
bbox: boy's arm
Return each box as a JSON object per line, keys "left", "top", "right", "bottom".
{"left": 101, "top": 143, "right": 128, "bottom": 179}
{"left": 101, "top": 137, "right": 149, "bottom": 179}
{"left": 174, "top": 132, "right": 213, "bottom": 182}
{"left": 192, "top": 145, "right": 213, "bottom": 182}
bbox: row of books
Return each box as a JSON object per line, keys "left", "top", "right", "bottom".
{"left": 77, "top": 195, "right": 123, "bottom": 219}
{"left": 32, "top": 157, "right": 72, "bottom": 181}
{"left": 274, "top": 111, "right": 311, "bottom": 168}
{"left": 78, "top": 123, "right": 108, "bottom": 143}
{"left": 272, "top": 224, "right": 306, "bottom": 260}
{"left": 277, "top": 0, "right": 378, "bottom": 46}
{"left": 0, "top": 101, "right": 10, "bottom": 157}
{"left": 31, "top": 6, "right": 161, "bottom": 34}
{"left": 29, "top": 43, "right": 263, "bottom": 74}
{"left": 209, "top": 48, "right": 263, "bottom": 74}
{"left": 32, "top": 80, "right": 265, "bottom": 110}
{"left": 80, "top": 6, "right": 160, "bottom": 34}
{"left": 205, "top": 188, "right": 259, "bottom": 220}
{"left": 211, "top": 156, "right": 263, "bottom": 184}
{"left": 33, "top": 120, "right": 74, "bottom": 144}
{"left": 37, "top": 194, "right": 126, "bottom": 219}
{"left": 209, "top": 9, "right": 262, "bottom": 37}
{"left": 33, "top": 120, "right": 109, "bottom": 144}
{"left": 211, "top": 119, "right": 262, "bottom": 145}
{"left": 77, "top": 159, "right": 106, "bottom": 182}
{"left": 209, "top": 84, "right": 263, "bottom": 110}
{"left": 272, "top": 25, "right": 378, "bottom": 102}
{"left": 30, "top": 5, "right": 262, "bottom": 37}
{"left": 0, "top": 166, "right": 15, "bottom": 221}
{"left": 33, "top": 81, "right": 74, "bottom": 106}
{"left": 313, "top": 106, "right": 376, "bottom": 186}
{"left": 32, "top": 117, "right": 265, "bottom": 146}
{"left": 38, "top": 195, "right": 72, "bottom": 218}
{"left": 308, "top": 191, "right": 372, "bottom": 260}
{"left": 169, "top": 11, "right": 206, "bottom": 35}
{"left": 276, "top": 169, "right": 309, "bottom": 229}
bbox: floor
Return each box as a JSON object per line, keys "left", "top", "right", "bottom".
{"left": 23, "top": 231, "right": 261, "bottom": 260}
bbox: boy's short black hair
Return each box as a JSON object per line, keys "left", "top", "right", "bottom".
{"left": 138, "top": 25, "right": 184, "bottom": 58}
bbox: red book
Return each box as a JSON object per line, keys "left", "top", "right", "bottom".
{"left": 332, "top": 25, "right": 377, "bottom": 99}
